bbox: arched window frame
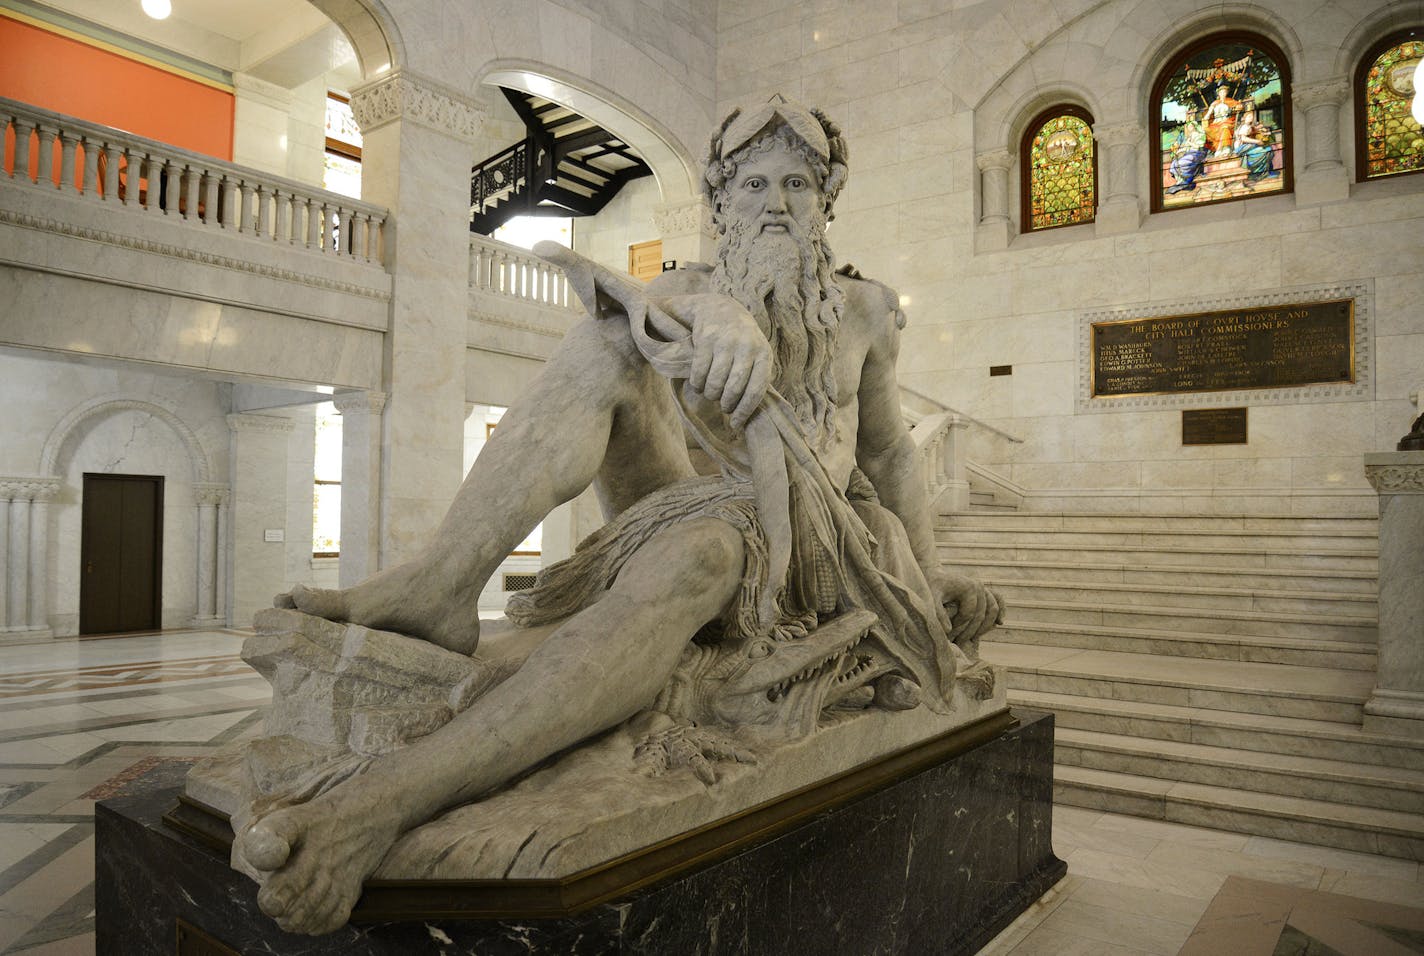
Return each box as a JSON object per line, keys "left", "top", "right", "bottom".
{"left": 1149, "top": 30, "right": 1294, "bottom": 213}
{"left": 1354, "top": 27, "right": 1424, "bottom": 182}
{"left": 1019, "top": 104, "right": 1098, "bottom": 233}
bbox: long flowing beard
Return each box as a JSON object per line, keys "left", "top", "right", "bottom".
{"left": 712, "top": 214, "right": 843, "bottom": 445}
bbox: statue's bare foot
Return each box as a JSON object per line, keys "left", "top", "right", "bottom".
{"left": 285, "top": 561, "right": 481, "bottom": 655}
{"left": 235, "top": 783, "right": 403, "bottom": 936}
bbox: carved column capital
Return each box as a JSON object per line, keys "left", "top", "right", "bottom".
{"left": 1293, "top": 78, "right": 1350, "bottom": 111}
{"left": 193, "top": 482, "right": 232, "bottom": 506}
{"left": 332, "top": 390, "right": 388, "bottom": 416}
{"left": 350, "top": 70, "right": 486, "bottom": 143}
{"left": 1365, "top": 452, "right": 1424, "bottom": 494}
{"left": 226, "top": 413, "right": 296, "bottom": 435}
{"left": 1092, "top": 123, "right": 1144, "bottom": 148}
{"left": 0, "top": 477, "right": 61, "bottom": 501}
{"left": 974, "top": 149, "right": 1014, "bottom": 172}
{"left": 652, "top": 198, "right": 715, "bottom": 239}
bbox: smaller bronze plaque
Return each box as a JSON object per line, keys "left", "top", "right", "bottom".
{"left": 1182, "top": 407, "right": 1248, "bottom": 445}
{"left": 175, "top": 918, "right": 240, "bottom": 956}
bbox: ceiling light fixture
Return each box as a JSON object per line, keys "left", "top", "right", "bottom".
{"left": 141, "top": 0, "right": 172, "bottom": 20}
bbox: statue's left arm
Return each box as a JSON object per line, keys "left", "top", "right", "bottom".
{"left": 852, "top": 290, "right": 1001, "bottom": 644}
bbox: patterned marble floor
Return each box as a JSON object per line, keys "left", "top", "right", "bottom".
{"left": 0, "top": 629, "right": 1419, "bottom": 955}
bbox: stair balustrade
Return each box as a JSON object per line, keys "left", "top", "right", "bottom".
{"left": 901, "top": 386, "right": 1024, "bottom": 512}
{"left": 469, "top": 234, "right": 574, "bottom": 311}
{"left": 0, "top": 98, "right": 388, "bottom": 265}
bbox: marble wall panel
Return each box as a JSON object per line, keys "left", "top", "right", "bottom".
{"left": 1011, "top": 361, "right": 1077, "bottom": 420}
{"left": 1374, "top": 273, "right": 1424, "bottom": 339}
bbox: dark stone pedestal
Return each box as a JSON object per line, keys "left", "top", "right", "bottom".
{"left": 96, "top": 709, "right": 1064, "bottom": 955}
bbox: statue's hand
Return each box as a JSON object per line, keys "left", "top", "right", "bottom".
{"left": 668, "top": 293, "right": 773, "bottom": 430}
{"left": 931, "top": 570, "right": 1003, "bottom": 645}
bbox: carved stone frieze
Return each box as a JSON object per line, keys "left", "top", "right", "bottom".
{"left": 0, "top": 477, "right": 61, "bottom": 501}
{"left": 0, "top": 209, "right": 391, "bottom": 302}
{"left": 350, "top": 71, "right": 486, "bottom": 143}
{"left": 227, "top": 413, "right": 297, "bottom": 435}
{"left": 653, "top": 199, "right": 716, "bottom": 238}
{"left": 1365, "top": 463, "right": 1424, "bottom": 494}
{"left": 332, "top": 391, "right": 389, "bottom": 416}
{"left": 192, "top": 482, "right": 232, "bottom": 506}
{"left": 1293, "top": 78, "right": 1350, "bottom": 111}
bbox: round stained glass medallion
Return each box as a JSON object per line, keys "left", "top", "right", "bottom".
{"left": 1386, "top": 58, "right": 1420, "bottom": 98}
{"left": 1043, "top": 129, "right": 1082, "bottom": 163}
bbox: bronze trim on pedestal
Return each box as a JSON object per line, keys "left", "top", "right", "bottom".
{"left": 163, "top": 708, "right": 1018, "bottom": 920}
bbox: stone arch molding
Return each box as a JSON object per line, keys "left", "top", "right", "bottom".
{"left": 307, "top": 0, "right": 406, "bottom": 82}
{"left": 40, "top": 397, "right": 214, "bottom": 483}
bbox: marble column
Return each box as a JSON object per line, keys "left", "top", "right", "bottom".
{"left": 227, "top": 414, "right": 295, "bottom": 627}
{"left": 975, "top": 149, "right": 1013, "bottom": 250}
{"left": 332, "top": 390, "right": 386, "bottom": 588}
{"left": 1293, "top": 78, "right": 1351, "bottom": 205}
{"left": 191, "top": 482, "right": 230, "bottom": 627}
{"left": 351, "top": 71, "right": 486, "bottom": 569}
{"left": 1362, "top": 452, "right": 1424, "bottom": 737}
{"left": 1093, "top": 123, "right": 1143, "bottom": 235}
{"left": 0, "top": 478, "right": 61, "bottom": 639}
{"left": 653, "top": 197, "right": 717, "bottom": 269}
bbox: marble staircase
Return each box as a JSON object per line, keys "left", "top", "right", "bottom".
{"left": 940, "top": 510, "right": 1424, "bottom": 861}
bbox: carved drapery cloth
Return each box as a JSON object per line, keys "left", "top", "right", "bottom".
{"left": 530, "top": 243, "right": 959, "bottom": 712}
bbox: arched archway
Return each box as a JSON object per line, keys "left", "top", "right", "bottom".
{"left": 40, "top": 397, "right": 213, "bottom": 482}
{"left": 307, "top": 0, "right": 406, "bottom": 83}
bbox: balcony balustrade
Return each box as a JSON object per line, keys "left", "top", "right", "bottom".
{"left": 1, "top": 97, "right": 387, "bottom": 264}
{"left": 469, "top": 233, "right": 575, "bottom": 311}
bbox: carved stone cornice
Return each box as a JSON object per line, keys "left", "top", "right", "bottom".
{"left": 1093, "top": 124, "right": 1144, "bottom": 148}
{"left": 192, "top": 482, "right": 232, "bottom": 506}
{"left": 350, "top": 71, "right": 486, "bottom": 143}
{"left": 0, "top": 209, "right": 391, "bottom": 302}
{"left": 1293, "top": 78, "right": 1350, "bottom": 111}
{"left": 227, "top": 413, "right": 296, "bottom": 435}
{"left": 653, "top": 198, "right": 715, "bottom": 238}
{"left": 332, "top": 390, "right": 388, "bottom": 416}
{"left": 974, "top": 149, "right": 1014, "bottom": 172}
{"left": 1365, "top": 453, "right": 1424, "bottom": 494}
{"left": 0, "top": 477, "right": 61, "bottom": 501}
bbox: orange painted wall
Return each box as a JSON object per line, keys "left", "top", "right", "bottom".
{"left": 0, "top": 14, "right": 234, "bottom": 163}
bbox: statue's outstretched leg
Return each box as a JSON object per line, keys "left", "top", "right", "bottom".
{"left": 288, "top": 317, "right": 695, "bottom": 653}
{"left": 240, "top": 515, "right": 745, "bottom": 935}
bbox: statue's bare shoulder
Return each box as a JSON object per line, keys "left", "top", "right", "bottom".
{"left": 646, "top": 263, "right": 713, "bottom": 297}
{"left": 833, "top": 265, "right": 906, "bottom": 364}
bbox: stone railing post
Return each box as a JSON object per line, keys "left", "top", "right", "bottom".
{"left": 1294, "top": 78, "right": 1351, "bottom": 205}
{"left": 910, "top": 413, "right": 971, "bottom": 513}
{"left": 1093, "top": 122, "right": 1143, "bottom": 235}
{"left": 1362, "top": 451, "right": 1424, "bottom": 736}
{"left": 192, "top": 482, "right": 230, "bottom": 627}
{"left": 975, "top": 149, "right": 1013, "bottom": 250}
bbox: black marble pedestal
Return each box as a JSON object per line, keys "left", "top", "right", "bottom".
{"left": 95, "top": 709, "right": 1064, "bottom": 955}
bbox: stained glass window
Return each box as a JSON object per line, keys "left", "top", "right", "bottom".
{"left": 1358, "top": 33, "right": 1424, "bottom": 180}
{"left": 1022, "top": 107, "right": 1095, "bottom": 231}
{"left": 1152, "top": 34, "right": 1291, "bottom": 211}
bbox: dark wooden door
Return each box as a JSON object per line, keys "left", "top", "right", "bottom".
{"left": 80, "top": 474, "right": 163, "bottom": 635}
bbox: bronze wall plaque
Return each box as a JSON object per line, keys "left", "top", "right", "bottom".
{"left": 1183, "top": 407, "right": 1248, "bottom": 445}
{"left": 1091, "top": 299, "right": 1354, "bottom": 398}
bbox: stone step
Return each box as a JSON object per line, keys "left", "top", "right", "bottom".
{"left": 983, "top": 645, "right": 1374, "bottom": 722}
{"left": 941, "top": 512, "right": 1380, "bottom": 534}
{"left": 937, "top": 542, "right": 1377, "bottom": 572}
{"left": 1051, "top": 764, "right": 1424, "bottom": 861}
{"left": 985, "top": 579, "right": 1376, "bottom": 617}
{"left": 987, "top": 622, "right": 1377, "bottom": 670}
{"left": 1006, "top": 599, "right": 1376, "bottom": 643}
{"left": 950, "top": 558, "right": 1378, "bottom": 594}
{"left": 938, "top": 526, "right": 1377, "bottom": 551}
{"left": 1054, "top": 727, "right": 1424, "bottom": 814}
{"left": 1010, "top": 690, "right": 1424, "bottom": 771}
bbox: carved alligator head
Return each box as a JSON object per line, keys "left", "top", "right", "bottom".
{"left": 653, "top": 607, "right": 901, "bottom": 744}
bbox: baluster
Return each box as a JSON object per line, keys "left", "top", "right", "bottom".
{"left": 354, "top": 212, "right": 370, "bottom": 260}
{"left": 81, "top": 136, "right": 100, "bottom": 198}
{"left": 219, "top": 175, "right": 236, "bottom": 228}
{"left": 285, "top": 193, "right": 301, "bottom": 243}
{"left": 182, "top": 164, "right": 199, "bottom": 220}
{"left": 324, "top": 206, "right": 337, "bottom": 254}
{"left": 160, "top": 157, "right": 179, "bottom": 214}
{"left": 58, "top": 130, "right": 77, "bottom": 191}
{"left": 101, "top": 144, "right": 120, "bottom": 201}
{"left": 233, "top": 180, "right": 249, "bottom": 231}
{"left": 304, "top": 199, "right": 320, "bottom": 248}
{"left": 11, "top": 118, "right": 35, "bottom": 182}
{"left": 256, "top": 185, "right": 272, "bottom": 238}
{"left": 272, "top": 188, "right": 288, "bottom": 241}
{"left": 338, "top": 207, "right": 354, "bottom": 256}
{"left": 203, "top": 170, "right": 219, "bottom": 225}
{"left": 0, "top": 114, "right": 10, "bottom": 175}
{"left": 127, "top": 149, "right": 148, "bottom": 208}
{"left": 35, "top": 125, "right": 57, "bottom": 186}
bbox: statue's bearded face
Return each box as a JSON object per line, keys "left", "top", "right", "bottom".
{"left": 712, "top": 134, "right": 842, "bottom": 443}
